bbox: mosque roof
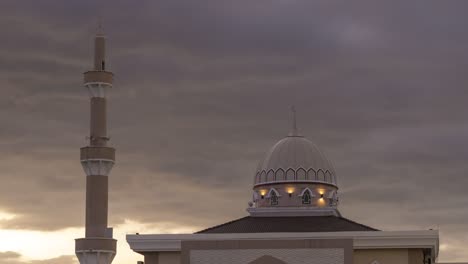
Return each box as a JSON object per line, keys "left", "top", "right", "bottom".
{"left": 196, "top": 215, "right": 378, "bottom": 234}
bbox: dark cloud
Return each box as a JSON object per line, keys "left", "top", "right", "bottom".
{"left": 0, "top": 252, "right": 76, "bottom": 264}
{"left": 0, "top": 0, "right": 468, "bottom": 262}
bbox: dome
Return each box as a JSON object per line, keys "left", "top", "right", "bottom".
{"left": 254, "top": 134, "right": 337, "bottom": 187}
{"left": 248, "top": 109, "right": 340, "bottom": 216}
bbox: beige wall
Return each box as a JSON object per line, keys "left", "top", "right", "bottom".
{"left": 408, "top": 249, "right": 425, "bottom": 264}
{"left": 144, "top": 252, "right": 181, "bottom": 264}
{"left": 354, "top": 249, "right": 424, "bottom": 264}
{"left": 181, "top": 239, "right": 352, "bottom": 264}
{"left": 144, "top": 247, "right": 426, "bottom": 264}
{"left": 144, "top": 253, "right": 158, "bottom": 264}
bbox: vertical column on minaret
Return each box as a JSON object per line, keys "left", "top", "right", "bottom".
{"left": 75, "top": 32, "right": 117, "bottom": 264}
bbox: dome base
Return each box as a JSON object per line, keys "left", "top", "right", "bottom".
{"left": 247, "top": 207, "right": 341, "bottom": 217}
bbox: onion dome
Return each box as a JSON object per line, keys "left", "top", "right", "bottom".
{"left": 253, "top": 109, "right": 337, "bottom": 187}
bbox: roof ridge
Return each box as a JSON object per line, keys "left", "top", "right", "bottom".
{"left": 338, "top": 216, "right": 379, "bottom": 231}
{"left": 197, "top": 215, "right": 380, "bottom": 234}
{"left": 195, "top": 216, "right": 250, "bottom": 234}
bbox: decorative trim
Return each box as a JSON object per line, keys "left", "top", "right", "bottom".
{"left": 247, "top": 207, "right": 340, "bottom": 217}
{"left": 254, "top": 180, "right": 338, "bottom": 188}
{"left": 81, "top": 159, "right": 115, "bottom": 176}
{"left": 252, "top": 192, "right": 259, "bottom": 202}
{"left": 255, "top": 168, "right": 336, "bottom": 185}
{"left": 80, "top": 158, "right": 115, "bottom": 163}
{"left": 266, "top": 188, "right": 281, "bottom": 198}
{"left": 76, "top": 250, "right": 116, "bottom": 264}
{"left": 75, "top": 250, "right": 116, "bottom": 253}
{"left": 84, "top": 82, "right": 112, "bottom": 98}
{"left": 126, "top": 230, "right": 439, "bottom": 260}
{"left": 298, "top": 187, "right": 315, "bottom": 197}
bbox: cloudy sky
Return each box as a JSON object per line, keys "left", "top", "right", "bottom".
{"left": 1, "top": 0, "right": 468, "bottom": 263}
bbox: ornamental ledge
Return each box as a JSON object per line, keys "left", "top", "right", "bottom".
{"left": 126, "top": 230, "right": 439, "bottom": 257}
{"left": 254, "top": 180, "right": 338, "bottom": 188}
{"left": 255, "top": 168, "right": 337, "bottom": 186}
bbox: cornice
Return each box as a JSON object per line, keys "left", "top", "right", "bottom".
{"left": 126, "top": 230, "right": 439, "bottom": 259}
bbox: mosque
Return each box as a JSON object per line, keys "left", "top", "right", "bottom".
{"left": 75, "top": 31, "right": 462, "bottom": 264}
{"left": 125, "top": 116, "right": 440, "bottom": 264}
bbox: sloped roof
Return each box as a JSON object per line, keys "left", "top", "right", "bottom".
{"left": 196, "top": 216, "right": 378, "bottom": 234}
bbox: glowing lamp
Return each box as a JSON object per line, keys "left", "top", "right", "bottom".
{"left": 259, "top": 190, "right": 266, "bottom": 199}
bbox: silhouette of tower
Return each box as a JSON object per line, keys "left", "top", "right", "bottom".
{"left": 75, "top": 27, "right": 117, "bottom": 264}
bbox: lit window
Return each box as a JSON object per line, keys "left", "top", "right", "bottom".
{"left": 270, "top": 191, "right": 279, "bottom": 206}
{"left": 302, "top": 190, "right": 311, "bottom": 204}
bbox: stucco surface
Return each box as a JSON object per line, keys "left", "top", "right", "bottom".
{"left": 191, "top": 248, "right": 343, "bottom": 264}
{"left": 353, "top": 249, "right": 425, "bottom": 264}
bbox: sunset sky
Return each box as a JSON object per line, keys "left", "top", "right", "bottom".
{"left": 1, "top": 1, "right": 468, "bottom": 263}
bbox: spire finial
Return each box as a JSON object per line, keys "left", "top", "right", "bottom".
{"left": 93, "top": 17, "right": 106, "bottom": 71}
{"left": 97, "top": 16, "right": 104, "bottom": 35}
{"left": 292, "top": 105, "right": 297, "bottom": 131}
{"left": 288, "top": 106, "right": 301, "bottom": 137}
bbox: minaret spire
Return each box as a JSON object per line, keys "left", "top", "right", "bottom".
{"left": 94, "top": 21, "right": 106, "bottom": 71}
{"left": 288, "top": 106, "right": 301, "bottom": 137}
{"left": 75, "top": 27, "right": 117, "bottom": 264}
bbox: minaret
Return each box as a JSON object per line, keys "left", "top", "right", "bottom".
{"left": 75, "top": 27, "right": 117, "bottom": 264}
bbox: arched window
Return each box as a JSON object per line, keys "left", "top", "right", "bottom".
{"left": 286, "top": 168, "right": 295, "bottom": 181}
{"left": 297, "top": 168, "right": 306, "bottom": 180}
{"left": 267, "top": 188, "right": 280, "bottom": 206}
{"left": 317, "top": 170, "right": 325, "bottom": 181}
{"left": 275, "top": 169, "right": 285, "bottom": 181}
{"left": 328, "top": 190, "right": 338, "bottom": 207}
{"left": 260, "top": 171, "right": 267, "bottom": 182}
{"left": 270, "top": 191, "right": 279, "bottom": 206}
{"left": 307, "top": 169, "right": 316, "bottom": 180}
{"left": 252, "top": 192, "right": 259, "bottom": 202}
{"left": 267, "top": 170, "right": 275, "bottom": 182}
{"left": 302, "top": 190, "right": 312, "bottom": 204}
{"left": 325, "top": 171, "right": 332, "bottom": 183}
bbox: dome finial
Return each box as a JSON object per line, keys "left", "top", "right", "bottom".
{"left": 97, "top": 16, "right": 104, "bottom": 35}
{"left": 288, "top": 105, "right": 301, "bottom": 136}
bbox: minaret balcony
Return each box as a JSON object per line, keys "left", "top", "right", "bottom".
{"left": 75, "top": 238, "right": 116, "bottom": 264}
{"left": 80, "top": 146, "right": 115, "bottom": 176}
{"left": 81, "top": 146, "right": 115, "bottom": 161}
{"left": 81, "top": 159, "right": 114, "bottom": 176}
{"left": 84, "top": 71, "right": 113, "bottom": 98}
{"left": 84, "top": 71, "right": 113, "bottom": 84}
{"left": 84, "top": 82, "right": 112, "bottom": 99}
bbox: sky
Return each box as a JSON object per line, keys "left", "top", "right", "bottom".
{"left": 0, "top": 0, "right": 468, "bottom": 263}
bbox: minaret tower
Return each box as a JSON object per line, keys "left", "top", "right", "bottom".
{"left": 75, "top": 26, "right": 117, "bottom": 264}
